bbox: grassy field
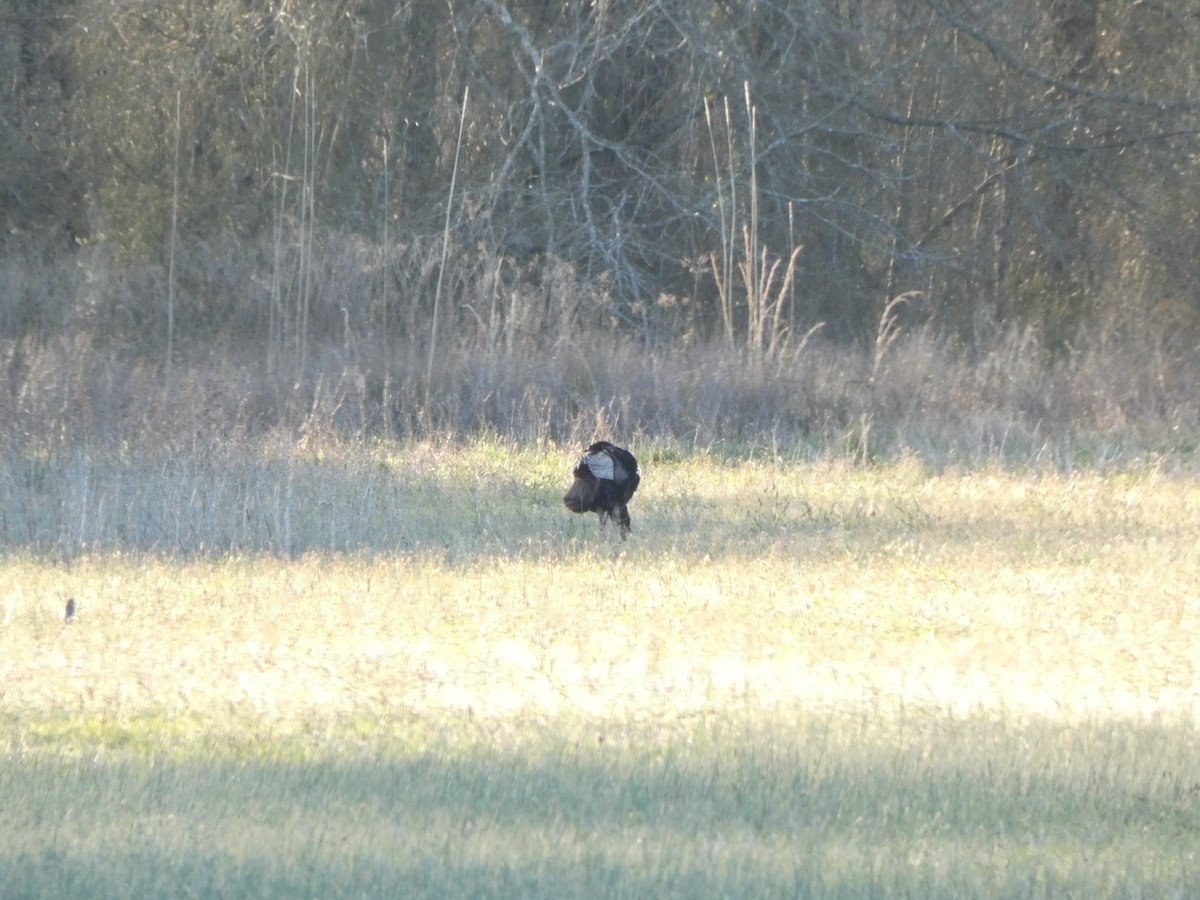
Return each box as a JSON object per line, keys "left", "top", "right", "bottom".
{"left": 3, "top": 440, "right": 1200, "bottom": 897}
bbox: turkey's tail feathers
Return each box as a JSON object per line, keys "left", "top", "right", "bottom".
{"left": 563, "top": 475, "right": 599, "bottom": 513}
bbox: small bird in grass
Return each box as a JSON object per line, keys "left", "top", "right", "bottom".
{"left": 563, "top": 441, "right": 640, "bottom": 539}
{"left": 64, "top": 597, "right": 76, "bottom": 622}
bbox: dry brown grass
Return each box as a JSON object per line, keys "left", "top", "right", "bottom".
{"left": 3, "top": 230, "right": 1200, "bottom": 460}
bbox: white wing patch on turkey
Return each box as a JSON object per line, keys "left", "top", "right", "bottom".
{"left": 583, "top": 451, "right": 616, "bottom": 481}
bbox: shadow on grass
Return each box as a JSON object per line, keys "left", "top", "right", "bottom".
{"left": 4, "top": 711, "right": 1200, "bottom": 898}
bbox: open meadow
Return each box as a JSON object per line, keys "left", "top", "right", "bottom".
{"left": 8, "top": 4, "right": 1200, "bottom": 890}
{"left": 3, "top": 439, "right": 1200, "bottom": 897}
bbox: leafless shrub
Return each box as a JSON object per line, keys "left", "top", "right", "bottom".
{"left": 2, "top": 228, "right": 1199, "bottom": 467}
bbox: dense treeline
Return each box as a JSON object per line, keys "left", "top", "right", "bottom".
{"left": 2, "top": 1, "right": 1200, "bottom": 451}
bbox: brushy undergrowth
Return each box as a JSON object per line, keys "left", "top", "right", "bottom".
{"left": 3, "top": 231, "right": 1199, "bottom": 463}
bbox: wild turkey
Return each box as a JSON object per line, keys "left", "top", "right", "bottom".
{"left": 563, "top": 441, "right": 640, "bottom": 538}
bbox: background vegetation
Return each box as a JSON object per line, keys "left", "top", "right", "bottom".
{"left": 3, "top": 0, "right": 1200, "bottom": 455}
